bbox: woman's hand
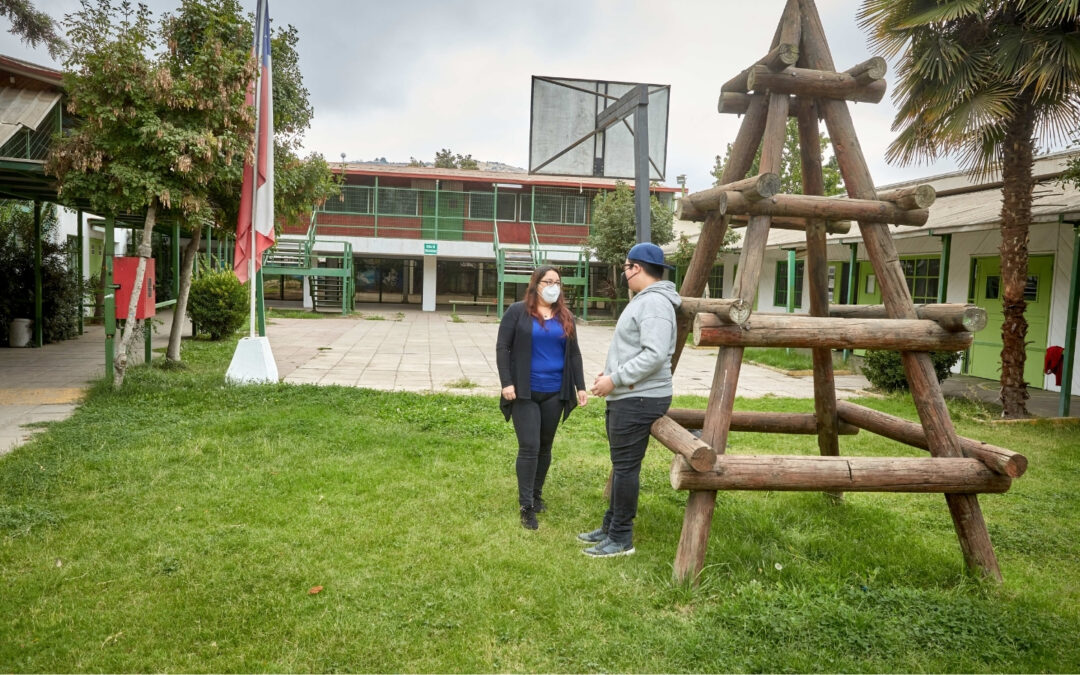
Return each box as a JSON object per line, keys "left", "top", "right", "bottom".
{"left": 577, "top": 390, "right": 588, "bottom": 407}
{"left": 502, "top": 385, "right": 516, "bottom": 401}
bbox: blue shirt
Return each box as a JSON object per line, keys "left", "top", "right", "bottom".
{"left": 530, "top": 317, "right": 566, "bottom": 393}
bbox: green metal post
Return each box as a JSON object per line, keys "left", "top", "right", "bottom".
{"left": 144, "top": 318, "right": 152, "bottom": 364}
{"left": 172, "top": 222, "right": 180, "bottom": 301}
{"left": 104, "top": 215, "right": 115, "bottom": 378}
{"left": 937, "top": 233, "right": 952, "bottom": 303}
{"left": 373, "top": 177, "right": 379, "bottom": 236}
{"left": 77, "top": 210, "right": 84, "bottom": 335}
{"left": 206, "top": 225, "right": 213, "bottom": 270}
{"left": 1059, "top": 222, "right": 1080, "bottom": 417}
{"left": 494, "top": 185, "right": 500, "bottom": 313}
{"left": 256, "top": 268, "right": 267, "bottom": 335}
{"left": 32, "top": 201, "right": 43, "bottom": 347}
{"left": 843, "top": 243, "right": 859, "bottom": 361}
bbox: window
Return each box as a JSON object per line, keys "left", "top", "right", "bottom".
{"left": 985, "top": 275, "right": 1000, "bottom": 300}
{"left": 496, "top": 192, "right": 517, "bottom": 221}
{"left": 533, "top": 193, "right": 563, "bottom": 223}
{"left": 377, "top": 187, "right": 417, "bottom": 216}
{"left": 774, "top": 259, "right": 805, "bottom": 308}
{"left": 565, "top": 195, "right": 587, "bottom": 224}
{"left": 469, "top": 193, "right": 494, "bottom": 219}
{"left": 323, "top": 186, "right": 372, "bottom": 214}
{"left": 900, "top": 256, "right": 940, "bottom": 303}
{"left": 707, "top": 265, "right": 724, "bottom": 298}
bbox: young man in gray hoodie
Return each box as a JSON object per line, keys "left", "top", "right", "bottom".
{"left": 583, "top": 242, "right": 682, "bottom": 557}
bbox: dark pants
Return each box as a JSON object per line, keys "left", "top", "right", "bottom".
{"left": 602, "top": 395, "right": 671, "bottom": 545}
{"left": 511, "top": 391, "right": 563, "bottom": 508}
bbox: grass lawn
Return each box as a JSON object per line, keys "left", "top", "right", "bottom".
{"left": 2, "top": 339, "right": 1078, "bottom": 672}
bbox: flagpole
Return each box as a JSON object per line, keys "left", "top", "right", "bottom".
{"left": 248, "top": 1, "right": 263, "bottom": 338}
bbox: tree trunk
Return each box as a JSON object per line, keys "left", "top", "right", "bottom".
{"left": 999, "top": 97, "right": 1036, "bottom": 418}
{"left": 167, "top": 224, "right": 203, "bottom": 362}
{"left": 113, "top": 199, "right": 158, "bottom": 388}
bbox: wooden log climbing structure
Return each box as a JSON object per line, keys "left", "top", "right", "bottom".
{"left": 655, "top": 0, "right": 1026, "bottom": 585}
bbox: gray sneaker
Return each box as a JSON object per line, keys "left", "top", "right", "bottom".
{"left": 577, "top": 528, "right": 606, "bottom": 544}
{"left": 582, "top": 538, "right": 635, "bottom": 558}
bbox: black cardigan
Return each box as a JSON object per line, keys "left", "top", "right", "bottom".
{"left": 496, "top": 301, "right": 586, "bottom": 422}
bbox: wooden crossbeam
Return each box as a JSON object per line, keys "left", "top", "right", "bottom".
{"left": 825, "top": 303, "right": 987, "bottom": 332}
{"left": 693, "top": 314, "right": 974, "bottom": 351}
{"left": 666, "top": 408, "right": 859, "bottom": 435}
{"left": 676, "top": 297, "right": 752, "bottom": 326}
{"left": 747, "top": 64, "right": 886, "bottom": 104}
{"left": 669, "top": 455, "right": 1012, "bottom": 494}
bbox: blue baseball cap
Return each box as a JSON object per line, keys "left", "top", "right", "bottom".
{"left": 627, "top": 242, "right": 674, "bottom": 270}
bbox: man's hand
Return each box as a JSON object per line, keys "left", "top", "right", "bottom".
{"left": 501, "top": 385, "right": 516, "bottom": 401}
{"left": 590, "top": 373, "right": 615, "bottom": 397}
{"left": 577, "top": 389, "right": 588, "bottom": 407}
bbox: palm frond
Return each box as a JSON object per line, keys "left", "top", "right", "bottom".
{"left": 1016, "top": 0, "right": 1080, "bottom": 27}
{"left": 1016, "top": 31, "right": 1080, "bottom": 99}
{"left": 1033, "top": 95, "right": 1080, "bottom": 148}
{"left": 955, "top": 125, "right": 1006, "bottom": 180}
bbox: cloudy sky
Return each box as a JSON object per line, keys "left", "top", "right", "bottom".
{"left": 2, "top": 0, "right": 1004, "bottom": 192}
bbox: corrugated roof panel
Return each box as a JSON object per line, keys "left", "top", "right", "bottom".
{"left": 0, "top": 87, "right": 61, "bottom": 149}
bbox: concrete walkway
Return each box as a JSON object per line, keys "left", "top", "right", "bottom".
{"left": 3, "top": 304, "right": 1076, "bottom": 456}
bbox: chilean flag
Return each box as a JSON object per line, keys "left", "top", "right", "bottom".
{"left": 234, "top": 0, "right": 274, "bottom": 284}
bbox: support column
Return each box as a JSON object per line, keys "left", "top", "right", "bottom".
{"left": 786, "top": 248, "right": 796, "bottom": 313}
{"left": 633, "top": 84, "right": 651, "bottom": 243}
{"left": 104, "top": 215, "right": 116, "bottom": 377}
{"left": 77, "top": 211, "right": 84, "bottom": 335}
{"left": 256, "top": 268, "right": 267, "bottom": 336}
{"left": 422, "top": 254, "right": 437, "bottom": 312}
{"left": 302, "top": 277, "right": 313, "bottom": 309}
{"left": 938, "top": 233, "right": 952, "bottom": 303}
{"left": 33, "top": 201, "right": 42, "bottom": 347}
{"left": 1060, "top": 221, "right": 1080, "bottom": 417}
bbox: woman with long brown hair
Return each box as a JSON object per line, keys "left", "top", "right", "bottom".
{"left": 496, "top": 265, "right": 587, "bottom": 530}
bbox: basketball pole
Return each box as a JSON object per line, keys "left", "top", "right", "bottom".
{"left": 632, "top": 84, "right": 651, "bottom": 244}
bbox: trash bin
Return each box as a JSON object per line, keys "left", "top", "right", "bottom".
{"left": 8, "top": 318, "right": 32, "bottom": 347}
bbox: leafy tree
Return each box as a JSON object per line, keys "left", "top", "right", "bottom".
{"left": 858, "top": 0, "right": 1080, "bottom": 418}
{"left": 433, "top": 148, "right": 479, "bottom": 170}
{"left": 711, "top": 118, "right": 843, "bottom": 195}
{"left": 1, "top": 0, "right": 65, "bottom": 57}
{"left": 586, "top": 182, "right": 674, "bottom": 290}
{"left": 159, "top": 0, "right": 338, "bottom": 363}
{"left": 47, "top": 0, "right": 252, "bottom": 386}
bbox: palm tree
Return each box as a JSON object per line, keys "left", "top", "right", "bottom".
{"left": 857, "top": 0, "right": 1080, "bottom": 418}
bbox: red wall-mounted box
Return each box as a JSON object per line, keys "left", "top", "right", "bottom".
{"left": 113, "top": 257, "right": 156, "bottom": 320}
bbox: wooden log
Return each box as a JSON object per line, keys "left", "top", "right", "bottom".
{"left": 747, "top": 65, "right": 887, "bottom": 104}
{"left": 718, "top": 92, "right": 825, "bottom": 118}
{"left": 669, "top": 454, "right": 1012, "bottom": 494}
{"left": 666, "top": 408, "right": 859, "bottom": 435}
{"left": 798, "top": 0, "right": 1002, "bottom": 581}
{"left": 728, "top": 214, "right": 852, "bottom": 234}
{"left": 877, "top": 184, "right": 936, "bottom": 210}
{"left": 844, "top": 56, "right": 888, "bottom": 85}
{"left": 724, "top": 191, "right": 929, "bottom": 227}
{"left": 719, "top": 0, "right": 801, "bottom": 94}
{"left": 677, "top": 298, "right": 752, "bottom": 326}
{"left": 677, "top": 173, "right": 780, "bottom": 220}
{"left": 826, "top": 303, "right": 988, "bottom": 333}
{"left": 693, "top": 314, "right": 974, "bottom": 351}
{"left": 652, "top": 415, "right": 716, "bottom": 472}
{"left": 797, "top": 100, "right": 842, "bottom": 501}
{"left": 764, "top": 42, "right": 800, "bottom": 71}
{"left": 834, "top": 401, "right": 1027, "bottom": 477}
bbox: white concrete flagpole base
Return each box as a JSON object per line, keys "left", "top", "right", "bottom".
{"left": 226, "top": 336, "right": 279, "bottom": 384}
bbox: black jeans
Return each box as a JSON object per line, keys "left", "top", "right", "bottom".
{"left": 511, "top": 391, "right": 563, "bottom": 508}
{"left": 602, "top": 395, "right": 672, "bottom": 545}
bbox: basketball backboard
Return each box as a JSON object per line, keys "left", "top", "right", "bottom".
{"left": 529, "top": 76, "right": 670, "bottom": 181}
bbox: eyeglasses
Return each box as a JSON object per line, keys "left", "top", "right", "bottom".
{"left": 538, "top": 279, "right": 561, "bottom": 287}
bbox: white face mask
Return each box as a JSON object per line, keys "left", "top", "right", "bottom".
{"left": 540, "top": 284, "right": 561, "bottom": 304}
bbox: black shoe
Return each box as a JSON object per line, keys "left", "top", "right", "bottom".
{"left": 534, "top": 497, "right": 547, "bottom": 513}
{"left": 520, "top": 506, "right": 538, "bottom": 530}
{"left": 577, "top": 527, "right": 606, "bottom": 544}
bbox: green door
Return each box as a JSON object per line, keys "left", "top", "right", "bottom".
{"left": 969, "top": 255, "right": 1053, "bottom": 388}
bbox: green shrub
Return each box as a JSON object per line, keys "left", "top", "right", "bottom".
{"left": 860, "top": 349, "right": 963, "bottom": 391}
{"left": 188, "top": 270, "right": 248, "bottom": 340}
